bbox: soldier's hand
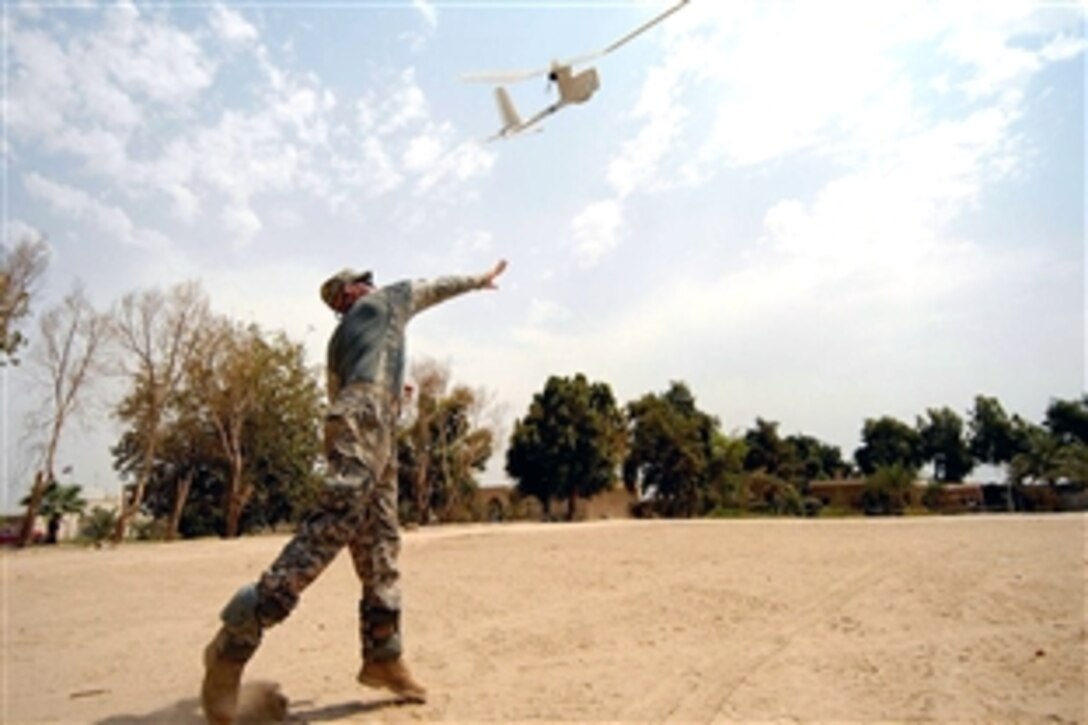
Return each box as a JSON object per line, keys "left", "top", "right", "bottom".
{"left": 481, "top": 259, "right": 508, "bottom": 289}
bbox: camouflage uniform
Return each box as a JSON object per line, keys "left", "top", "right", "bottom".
{"left": 215, "top": 273, "right": 489, "bottom": 665}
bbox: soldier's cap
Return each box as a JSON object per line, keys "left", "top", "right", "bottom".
{"left": 320, "top": 268, "right": 374, "bottom": 310}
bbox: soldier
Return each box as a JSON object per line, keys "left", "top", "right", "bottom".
{"left": 201, "top": 259, "right": 509, "bottom": 724}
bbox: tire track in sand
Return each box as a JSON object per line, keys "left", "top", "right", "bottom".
{"left": 620, "top": 562, "right": 887, "bottom": 722}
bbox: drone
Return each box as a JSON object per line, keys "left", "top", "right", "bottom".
{"left": 462, "top": 0, "right": 690, "bottom": 141}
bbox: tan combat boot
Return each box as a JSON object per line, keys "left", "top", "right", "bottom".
{"left": 357, "top": 659, "right": 427, "bottom": 703}
{"left": 201, "top": 628, "right": 247, "bottom": 725}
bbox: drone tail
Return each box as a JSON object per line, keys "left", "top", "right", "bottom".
{"left": 494, "top": 86, "right": 523, "bottom": 135}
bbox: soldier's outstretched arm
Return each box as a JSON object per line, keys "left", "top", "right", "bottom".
{"left": 409, "top": 259, "right": 507, "bottom": 317}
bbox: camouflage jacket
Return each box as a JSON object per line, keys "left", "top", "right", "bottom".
{"left": 326, "top": 275, "right": 485, "bottom": 402}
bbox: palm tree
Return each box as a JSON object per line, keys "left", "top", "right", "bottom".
{"left": 21, "top": 482, "right": 87, "bottom": 544}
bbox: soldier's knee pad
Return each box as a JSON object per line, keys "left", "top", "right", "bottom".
{"left": 214, "top": 583, "right": 265, "bottom": 662}
{"left": 221, "top": 583, "right": 263, "bottom": 637}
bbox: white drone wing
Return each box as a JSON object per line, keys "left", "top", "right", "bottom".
{"left": 593, "top": 0, "right": 689, "bottom": 58}
{"left": 462, "top": 0, "right": 690, "bottom": 84}
{"left": 461, "top": 65, "right": 553, "bottom": 84}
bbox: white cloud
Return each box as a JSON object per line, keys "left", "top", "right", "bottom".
{"left": 412, "top": 0, "right": 438, "bottom": 29}
{"left": 164, "top": 183, "right": 200, "bottom": 223}
{"left": 3, "top": 219, "right": 49, "bottom": 249}
{"left": 571, "top": 199, "right": 623, "bottom": 267}
{"left": 23, "top": 173, "right": 171, "bottom": 251}
{"left": 377, "top": 69, "right": 430, "bottom": 135}
{"left": 403, "top": 131, "right": 446, "bottom": 173}
{"left": 455, "top": 229, "right": 494, "bottom": 255}
{"left": 414, "top": 141, "right": 495, "bottom": 197}
{"left": 95, "top": 2, "right": 214, "bottom": 107}
{"left": 209, "top": 4, "right": 259, "bottom": 46}
{"left": 8, "top": 5, "right": 497, "bottom": 257}
{"left": 221, "top": 204, "right": 262, "bottom": 248}
{"left": 358, "top": 136, "right": 405, "bottom": 196}
{"left": 578, "top": 1, "right": 1084, "bottom": 272}
{"left": 527, "top": 298, "right": 573, "bottom": 327}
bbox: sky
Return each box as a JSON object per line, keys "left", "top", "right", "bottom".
{"left": 2, "top": 0, "right": 1085, "bottom": 507}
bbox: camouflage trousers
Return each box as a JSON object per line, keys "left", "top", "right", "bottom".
{"left": 251, "top": 383, "right": 404, "bottom": 662}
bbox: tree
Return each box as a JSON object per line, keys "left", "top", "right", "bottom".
{"left": 398, "top": 359, "right": 449, "bottom": 524}
{"left": 854, "top": 416, "right": 924, "bottom": 475}
{"left": 20, "top": 481, "right": 85, "bottom": 544}
{"left": 238, "top": 332, "right": 324, "bottom": 534}
{"left": 1009, "top": 421, "right": 1067, "bottom": 487}
{"left": 110, "top": 281, "right": 211, "bottom": 542}
{"left": 428, "top": 385, "right": 497, "bottom": 521}
{"left": 968, "top": 395, "right": 1020, "bottom": 466}
{"left": 785, "top": 434, "right": 848, "bottom": 481}
{"left": 743, "top": 418, "right": 790, "bottom": 476}
{"left": 81, "top": 506, "right": 117, "bottom": 548}
{"left": 702, "top": 430, "right": 748, "bottom": 512}
{"left": 624, "top": 381, "right": 718, "bottom": 517}
{"left": 0, "top": 231, "right": 49, "bottom": 365}
{"left": 112, "top": 397, "right": 221, "bottom": 540}
{"left": 1044, "top": 395, "right": 1088, "bottom": 446}
{"left": 176, "top": 319, "right": 323, "bottom": 537}
{"left": 399, "top": 381, "right": 497, "bottom": 523}
{"left": 507, "top": 374, "right": 626, "bottom": 520}
{"left": 862, "top": 463, "right": 916, "bottom": 515}
{"left": 917, "top": 407, "right": 974, "bottom": 483}
{"left": 18, "top": 284, "right": 111, "bottom": 547}
{"left": 112, "top": 320, "right": 322, "bottom": 539}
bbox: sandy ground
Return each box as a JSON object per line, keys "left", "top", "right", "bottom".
{"left": 3, "top": 514, "right": 1086, "bottom": 724}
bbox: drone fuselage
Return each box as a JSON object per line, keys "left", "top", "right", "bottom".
{"left": 552, "top": 65, "right": 600, "bottom": 104}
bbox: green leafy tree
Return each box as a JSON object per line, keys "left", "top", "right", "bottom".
{"left": 110, "top": 281, "right": 211, "bottom": 543}
{"left": 746, "top": 470, "right": 804, "bottom": 515}
{"left": 862, "top": 463, "right": 917, "bottom": 515}
{"left": 398, "top": 359, "right": 448, "bottom": 524}
{"left": 968, "top": 395, "right": 1020, "bottom": 466}
{"left": 1009, "top": 421, "right": 1066, "bottom": 487}
{"left": 784, "top": 433, "right": 847, "bottom": 481}
{"left": 743, "top": 418, "right": 790, "bottom": 476}
{"left": 399, "top": 379, "right": 495, "bottom": 523}
{"left": 917, "top": 407, "right": 974, "bottom": 482}
{"left": 1044, "top": 395, "right": 1088, "bottom": 446}
{"left": 238, "top": 334, "right": 325, "bottom": 534}
{"left": 20, "top": 481, "right": 85, "bottom": 544}
{"left": 80, "top": 506, "right": 117, "bottom": 548}
{"left": 702, "top": 430, "right": 748, "bottom": 512}
{"left": 114, "top": 320, "right": 323, "bottom": 538}
{"left": 507, "top": 374, "right": 626, "bottom": 520}
{"left": 624, "top": 381, "right": 718, "bottom": 518}
{"left": 1054, "top": 442, "right": 1088, "bottom": 487}
{"left": 855, "top": 416, "right": 924, "bottom": 475}
{"left": 742, "top": 420, "right": 845, "bottom": 486}
{"left": 429, "top": 386, "right": 495, "bottom": 520}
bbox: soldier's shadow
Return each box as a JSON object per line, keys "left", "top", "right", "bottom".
{"left": 94, "top": 697, "right": 203, "bottom": 725}
{"left": 289, "top": 697, "right": 410, "bottom": 722}
{"left": 95, "top": 695, "right": 410, "bottom": 724}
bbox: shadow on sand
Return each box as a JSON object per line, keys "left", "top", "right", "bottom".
{"left": 95, "top": 695, "right": 413, "bottom": 724}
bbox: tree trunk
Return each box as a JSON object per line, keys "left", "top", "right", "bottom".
{"left": 166, "top": 471, "right": 193, "bottom": 542}
{"left": 18, "top": 471, "right": 48, "bottom": 547}
{"left": 113, "top": 431, "right": 160, "bottom": 543}
{"left": 415, "top": 459, "right": 430, "bottom": 526}
{"left": 46, "top": 515, "right": 61, "bottom": 544}
{"left": 224, "top": 449, "right": 255, "bottom": 539}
